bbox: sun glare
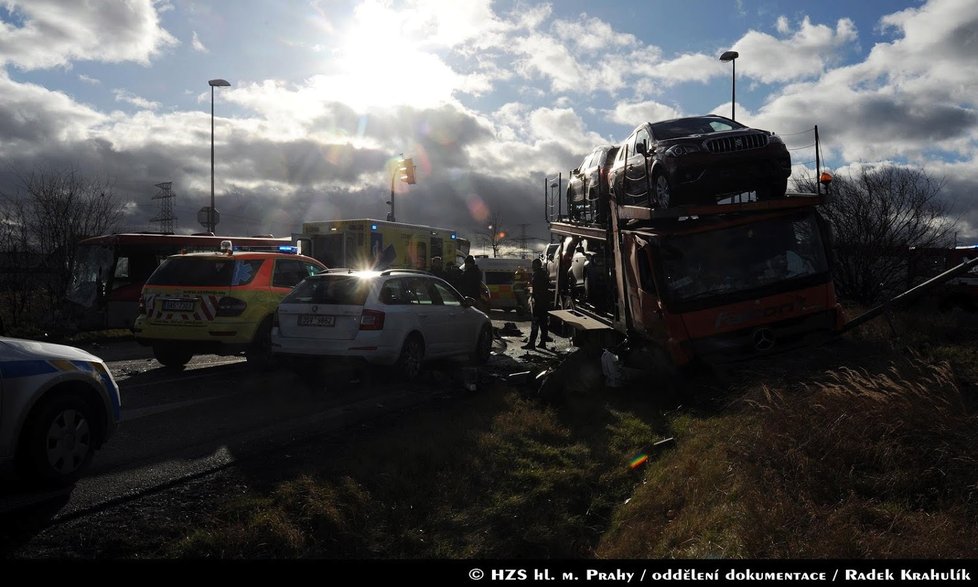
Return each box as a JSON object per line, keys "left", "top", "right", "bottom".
{"left": 331, "top": 4, "right": 459, "bottom": 110}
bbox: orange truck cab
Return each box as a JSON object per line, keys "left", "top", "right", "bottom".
{"left": 550, "top": 195, "right": 844, "bottom": 367}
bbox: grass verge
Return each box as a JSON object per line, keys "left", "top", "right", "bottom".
{"left": 174, "top": 382, "right": 671, "bottom": 559}
{"left": 163, "top": 308, "right": 978, "bottom": 559}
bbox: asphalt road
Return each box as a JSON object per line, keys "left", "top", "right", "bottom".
{"left": 0, "top": 312, "right": 571, "bottom": 524}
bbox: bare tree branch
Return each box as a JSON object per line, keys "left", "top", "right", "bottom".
{"left": 798, "top": 166, "right": 956, "bottom": 304}
{"left": 0, "top": 167, "right": 125, "bottom": 328}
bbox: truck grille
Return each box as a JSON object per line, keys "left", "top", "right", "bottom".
{"left": 706, "top": 133, "right": 768, "bottom": 153}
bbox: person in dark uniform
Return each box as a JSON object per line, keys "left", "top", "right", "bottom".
{"left": 522, "top": 258, "right": 550, "bottom": 350}
{"left": 429, "top": 256, "right": 446, "bottom": 280}
{"left": 458, "top": 255, "right": 482, "bottom": 300}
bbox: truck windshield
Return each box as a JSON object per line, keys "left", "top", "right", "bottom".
{"left": 660, "top": 211, "right": 829, "bottom": 305}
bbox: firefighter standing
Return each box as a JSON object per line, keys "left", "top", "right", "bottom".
{"left": 523, "top": 258, "right": 550, "bottom": 350}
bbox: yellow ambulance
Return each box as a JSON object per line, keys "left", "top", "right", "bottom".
{"left": 293, "top": 219, "right": 465, "bottom": 270}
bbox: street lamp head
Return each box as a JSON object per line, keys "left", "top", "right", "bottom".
{"left": 719, "top": 50, "right": 739, "bottom": 62}
{"left": 208, "top": 79, "right": 231, "bottom": 87}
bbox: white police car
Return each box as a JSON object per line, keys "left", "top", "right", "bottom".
{"left": 0, "top": 337, "right": 121, "bottom": 485}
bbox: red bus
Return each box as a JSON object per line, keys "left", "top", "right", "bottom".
{"left": 66, "top": 233, "right": 291, "bottom": 330}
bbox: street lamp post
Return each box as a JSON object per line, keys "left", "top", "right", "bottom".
{"left": 719, "top": 51, "right": 738, "bottom": 121}
{"left": 208, "top": 79, "right": 231, "bottom": 234}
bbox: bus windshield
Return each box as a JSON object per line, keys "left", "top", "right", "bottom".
{"left": 660, "top": 211, "right": 829, "bottom": 306}
{"left": 67, "top": 244, "right": 114, "bottom": 308}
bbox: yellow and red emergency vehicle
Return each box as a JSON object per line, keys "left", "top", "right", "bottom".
{"left": 132, "top": 241, "right": 325, "bottom": 368}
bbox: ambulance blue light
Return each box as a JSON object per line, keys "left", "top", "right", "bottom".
{"left": 450, "top": 232, "right": 457, "bottom": 240}
{"left": 371, "top": 224, "right": 378, "bottom": 231}
{"left": 278, "top": 245, "right": 298, "bottom": 254}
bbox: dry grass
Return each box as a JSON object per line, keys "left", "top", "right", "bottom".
{"left": 598, "top": 345, "right": 978, "bottom": 559}
{"left": 175, "top": 384, "right": 667, "bottom": 559}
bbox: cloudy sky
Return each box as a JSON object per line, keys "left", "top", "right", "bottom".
{"left": 2, "top": 0, "right": 978, "bottom": 249}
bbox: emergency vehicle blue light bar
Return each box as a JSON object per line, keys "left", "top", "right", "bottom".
{"left": 278, "top": 245, "right": 298, "bottom": 254}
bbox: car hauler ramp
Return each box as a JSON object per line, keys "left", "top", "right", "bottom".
{"left": 617, "top": 192, "right": 825, "bottom": 222}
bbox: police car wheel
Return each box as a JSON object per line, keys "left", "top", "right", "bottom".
{"left": 22, "top": 393, "right": 96, "bottom": 485}
{"left": 153, "top": 344, "right": 192, "bottom": 368}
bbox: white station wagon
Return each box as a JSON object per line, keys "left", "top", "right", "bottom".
{"left": 271, "top": 269, "right": 493, "bottom": 379}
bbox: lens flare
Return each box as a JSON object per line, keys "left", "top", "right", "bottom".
{"left": 629, "top": 454, "right": 649, "bottom": 469}
{"left": 467, "top": 194, "right": 489, "bottom": 223}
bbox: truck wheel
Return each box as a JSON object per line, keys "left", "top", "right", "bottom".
{"left": 395, "top": 334, "right": 424, "bottom": 381}
{"left": 652, "top": 171, "right": 672, "bottom": 208}
{"left": 153, "top": 344, "right": 193, "bottom": 368}
{"left": 20, "top": 392, "right": 97, "bottom": 485}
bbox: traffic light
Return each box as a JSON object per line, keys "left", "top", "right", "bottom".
{"left": 400, "top": 158, "right": 416, "bottom": 185}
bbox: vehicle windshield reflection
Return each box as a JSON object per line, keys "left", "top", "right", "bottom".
{"left": 661, "top": 211, "right": 828, "bottom": 303}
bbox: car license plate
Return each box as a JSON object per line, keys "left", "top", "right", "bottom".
{"left": 162, "top": 299, "right": 195, "bottom": 312}
{"left": 298, "top": 314, "right": 335, "bottom": 327}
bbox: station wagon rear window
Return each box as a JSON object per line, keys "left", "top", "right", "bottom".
{"left": 146, "top": 257, "right": 263, "bottom": 287}
{"left": 284, "top": 275, "right": 370, "bottom": 305}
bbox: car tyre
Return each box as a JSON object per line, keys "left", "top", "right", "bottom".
{"left": 652, "top": 171, "right": 672, "bottom": 208}
{"left": 20, "top": 392, "right": 97, "bottom": 486}
{"left": 153, "top": 344, "right": 193, "bottom": 368}
{"left": 473, "top": 325, "right": 492, "bottom": 365}
{"left": 395, "top": 334, "right": 424, "bottom": 381}
{"left": 246, "top": 315, "right": 277, "bottom": 370}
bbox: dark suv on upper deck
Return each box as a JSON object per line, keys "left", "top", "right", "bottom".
{"left": 609, "top": 115, "right": 791, "bottom": 208}
{"left": 566, "top": 144, "right": 619, "bottom": 224}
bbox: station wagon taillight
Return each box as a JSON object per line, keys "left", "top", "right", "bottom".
{"left": 216, "top": 296, "right": 247, "bottom": 317}
{"left": 359, "top": 309, "right": 385, "bottom": 330}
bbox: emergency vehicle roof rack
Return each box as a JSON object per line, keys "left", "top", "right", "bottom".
{"left": 379, "top": 268, "right": 432, "bottom": 276}
{"left": 229, "top": 244, "right": 299, "bottom": 253}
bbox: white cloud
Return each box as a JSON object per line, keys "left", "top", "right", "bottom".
{"left": 645, "top": 53, "right": 726, "bottom": 85}
{"left": 0, "top": 0, "right": 178, "bottom": 69}
{"left": 0, "top": 72, "right": 105, "bottom": 153}
{"left": 776, "top": 16, "right": 790, "bottom": 35}
{"left": 78, "top": 74, "right": 101, "bottom": 85}
{"left": 191, "top": 31, "right": 208, "bottom": 53}
{"left": 734, "top": 16, "right": 858, "bottom": 84}
{"left": 554, "top": 14, "right": 636, "bottom": 52}
{"left": 607, "top": 101, "right": 684, "bottom": 127}
{"left": 113, "top": 89, "right": 161, "bottom": 111}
